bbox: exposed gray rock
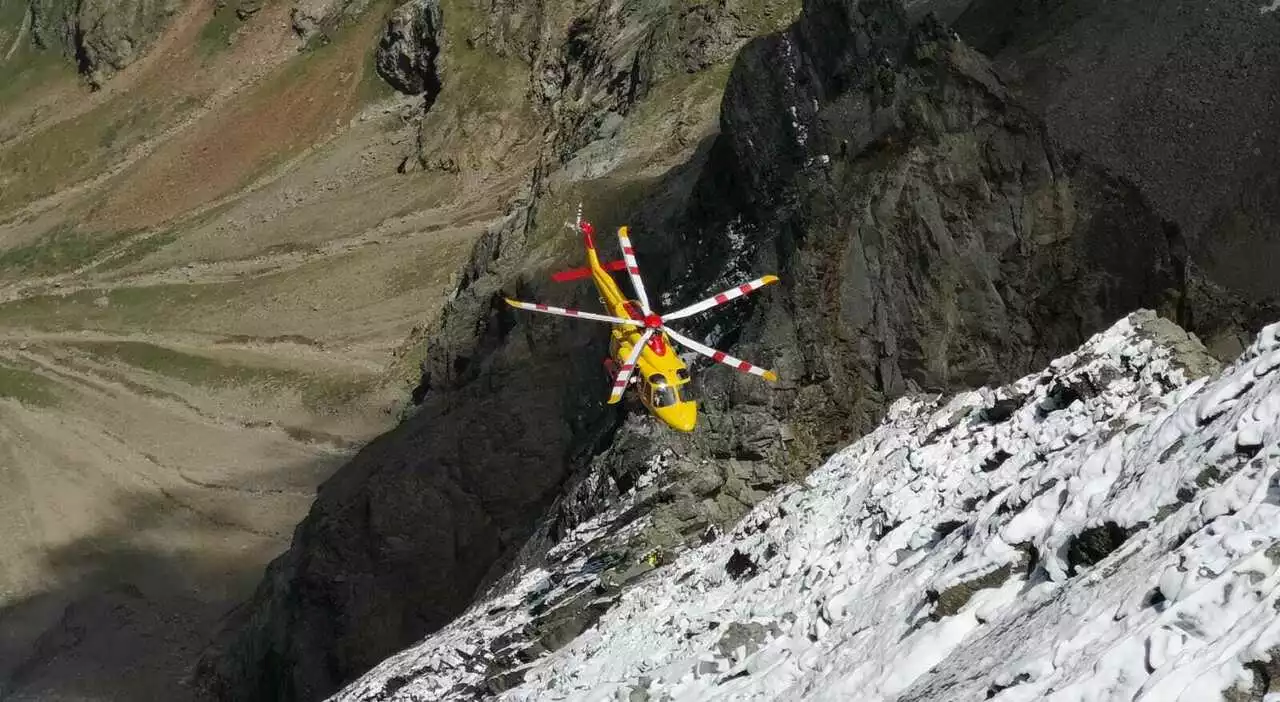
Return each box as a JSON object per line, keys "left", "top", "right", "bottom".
{"left": 1064, "top": 521, "right": 1140, "bottom": 577}
{"left": 374, "top": 0, "right": 441, "bottom": 96}
{"left": 234, "top": 0, "right": 263, "bottom": 20}
{"left": 1232, "top": 648, "right": 1280, "bottom": 701}
{"left": 928, "top": 563, "right": 1013, "bottom": 620}
{"left": 714, "top": 620, "right": 780, "bottom": 663}
{"left": 1127, "top": 308, "right": 1223, "bottom": 380}
{"left": 290, "top": 0, "right": 375, "bottom": 43}
{"left": 27, "top": 0, "right": 180, "bottom": 86}
{"left": 952, "top": 0, "right": 1280, "bottom": 326}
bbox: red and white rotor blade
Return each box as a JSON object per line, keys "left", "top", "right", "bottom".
{"left": 504, "top": 298, "right": 641, "bottom": 327}
{"left": 607, "top": 329, "right": 654, "bottom": 405}
{"left": 663, "top": 275, "right": 780, "bottom": 322}
{"left": 663, "top": 326, "right": 777, "bottom": 382}
{"left": 616, "top": 226, "right": 653, "bottom": 314}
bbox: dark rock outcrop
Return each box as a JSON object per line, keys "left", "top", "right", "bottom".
{"left": 373, "top": 0, "right": 441, "bottom": 97}
{"left": 686, "top": 4, "right": 1192, "bottom": 456}
{"left": 951, "top": 0, "right": 1280, "bottom": 351}
{"left": 26, "top": 0, "right": 180, "bottom": 86}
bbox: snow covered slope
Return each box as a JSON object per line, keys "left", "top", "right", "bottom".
{"left": 332, "top": 311, "right": 1280, "bottom": 701}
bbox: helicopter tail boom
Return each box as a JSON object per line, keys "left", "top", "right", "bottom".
{"left": 550, "top": 259, "right": 628, "bottom": 282}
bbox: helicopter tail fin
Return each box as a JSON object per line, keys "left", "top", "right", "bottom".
{"left": 563, "top": 202, "right": 598, "bottom": 251}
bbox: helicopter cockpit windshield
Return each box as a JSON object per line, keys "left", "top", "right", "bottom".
{"left": 674, "top": 368, "right": 698, "bottom": 402}
{"left": 648, "top": 373, "right": 679, "bottom": 407}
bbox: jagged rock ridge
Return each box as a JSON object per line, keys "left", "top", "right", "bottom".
{"left": 373, "top": 0, "right": 440, "bottom": 97}
{"left": 333, "top": 311, "right": 1280, "bottom": 701}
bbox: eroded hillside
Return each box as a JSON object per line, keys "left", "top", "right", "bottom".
{"left": 0, "top": 0, "right": 537, "bottom": 697}
{"left": 0, "top": 0, "right": 801, "bottom": 698}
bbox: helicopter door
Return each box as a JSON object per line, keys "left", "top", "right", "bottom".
{"left": 635, "top": 374, "right": 654, "bottom": 409}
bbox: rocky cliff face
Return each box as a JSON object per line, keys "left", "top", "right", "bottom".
{"left": 949, "top": 0, "right": 1280, "bottom": 356}
{"left": 697, "top": 5, "right": 1192, "bottom": 455}
{"left": 196, "top": 0, "right": 1279, "bottom": 700}
{"left": 13, "top": 0, "right": 380, "bottom": 87}
{"left": 19, "top": 0, "right": 180, "bottom": 86}
{"left": 327, "top": 310, "right": 1280, "bottom": 701}
{"left": 193, "top": 1, "right": 800, "bottom": 700}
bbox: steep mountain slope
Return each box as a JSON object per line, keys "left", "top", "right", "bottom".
{"left": 193, "top": 0, "right": 1279, "bottom": 700}
{"left": 952, "top": 0, "right": 1280, "bottom": 326}
{"left": 335, "top": 311, "right": 1280, "bottom": 701}
{"left": 4, "top": 0, "right": 1277, "bottom": 699}
{"left": 0, "top": 0, "right": 533, "bottom": 697}
{"left": 192, "top": 1, "right": 803, "bottom": 701}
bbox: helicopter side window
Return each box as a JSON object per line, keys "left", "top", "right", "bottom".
{"left": 677, "top": 378, "right": 699, "bottom": 402}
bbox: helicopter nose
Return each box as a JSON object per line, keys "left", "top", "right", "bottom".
{"left": 668, "top": 402, "right": 697, "bottom": 432}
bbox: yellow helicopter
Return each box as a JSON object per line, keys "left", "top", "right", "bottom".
{"left": 503, "top": 207, "right": 779, "bottom": 432}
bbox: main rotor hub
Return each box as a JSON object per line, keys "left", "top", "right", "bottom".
{"left": 643, "top": 313, "right": 663, "bottom": 329}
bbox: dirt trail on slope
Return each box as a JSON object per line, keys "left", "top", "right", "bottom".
{"left": 1, "top": 6, "right": 30, "bottom": 62}
{"left": 0, "top": 205, "right": 481, "bottom": 306}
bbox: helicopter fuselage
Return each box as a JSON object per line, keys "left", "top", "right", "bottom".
{"left": 588, "top": 228, "right": 698, "bottom": 432}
